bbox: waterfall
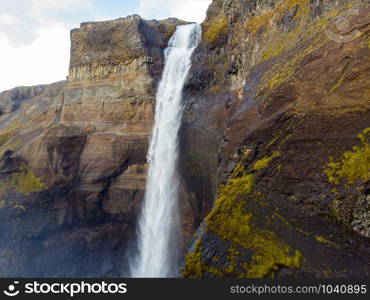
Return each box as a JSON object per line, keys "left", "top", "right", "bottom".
{"left": 130, "top": 23, "right": 202, "bottom": 278}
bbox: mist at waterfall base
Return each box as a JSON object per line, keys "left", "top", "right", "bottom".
{"left": 129, "top": 24, "right": 202, "bottom": 278}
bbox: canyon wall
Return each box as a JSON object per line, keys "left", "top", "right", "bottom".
{"left": 0, "top": 16, "right": 187, "bottom": 277}
{"left": 180, "top": 0, "right": 370, "bottom": 277}
{"left": 0, "top": 0, "right": 369, "bottom": 278}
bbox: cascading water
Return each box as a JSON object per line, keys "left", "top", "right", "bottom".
{"left": 130, "top": 23, "right": 202, "bottom": 278}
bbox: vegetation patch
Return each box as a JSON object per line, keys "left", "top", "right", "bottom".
{"left": 246, "top": 10, "right": 273, "bottom": 35}
{"left": 181, "top": 240, "right": 203, "bottom": 278}
{"left": 260, "top": 0, "right": 312, "bottom": 62}
{"left": 253, "top": 151, "right": 281, "bottom": 171}
{"left": 329, "top": 71, "right": 345, "bottom": 93}
{"left": 0, "top": 133, "right": 13, "bottom": 146}
{"left": 314, "top": 235, "right": 338, "bottom": 247}
{"left": 324, "top": 128, "right": 370, "bottom": 186}
{"left": 9, "top": 166, "right": 46, "bottom": 195}
{"left": 254, "top": 2, "right": 357, "bottom": 93}
{"left": 203, "top": 17, "right": 228, "bottom": 44}
{"left": 182, "top": 165, "right": 302, "bottom": 278}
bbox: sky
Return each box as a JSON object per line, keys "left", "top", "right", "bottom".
{"left": 0, "top": 0, "right": 212, "bottom": 93}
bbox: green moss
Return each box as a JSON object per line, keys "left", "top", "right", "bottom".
{"left": 246, "top": 10, "right": 273, "bottom": 35}
{"left": 261, "top": 40, "right": 324, "bottom": 91}
{"left": 203, "top": 17, "right": 228, "bottom": 44}
{"left": 0, "top": 200, "right": 5, "bottom": 209}
{"left": 253, "top": 151, "right": 281, "bottom": 171}
{"left": 324, "top": 128, "right": 370, "bottom": 186}
{"left": 247, "top": 247, "right": 301, "bottom": 278}
{"left": 314, "top": 235, "right": 337, "bottom": 247}
{"left": 9, "top": 166, "right": 46, "bottom": 195}
{"left": 231, "top": 163, "right": 245, "bottom": 178}
{"left": 181, "top": 240, "right": 203, "bottom": 278}
{"left": 329, "top": 71, "right": 345, "bottom": 93}
{"left": 260, "top": 0, "right": 312, "bottom": 62}
{"left": 254, "top": 2, "right": 352, "bottom": 93}
{"left": 0, "top": 133, "right": 13, "bottom": 146}
{"left": 183, "top": 165, "right": 302, "bottom": 278}
{"left": 205, "top": 173, "right": 255, "bottom": 240}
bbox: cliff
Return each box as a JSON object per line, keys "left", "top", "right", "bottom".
{"left": 0, "top": 16, "right": 186, "bottom": 277}
{"left": 180, "top": 0, "right": 370, "bottom": 277}
{"left": 0, "top": 0, "right": 369, "bottom": 278}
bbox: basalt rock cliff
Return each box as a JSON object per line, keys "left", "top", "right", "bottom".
{"left": 0, "top": 0, "right": 369, "bottom": 278}
{"left": 180, "top": 0, "right": 370, "bottom": 277}
{"left": 0, "top": 16, "right": 186, "bottom": 277}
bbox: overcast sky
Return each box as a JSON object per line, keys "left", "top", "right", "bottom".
{"left": 0, "top": 0, "right": 211, "bottom": 93}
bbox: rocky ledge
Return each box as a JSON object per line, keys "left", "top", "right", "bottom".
{"left": 0, "top": 0, "right": 369, "bottom": 278}
{"left": 0, "top": 15, "right": 187, "bottom": 277}
{"left": 180, "top": 0, "right": 370, "bottom": 277}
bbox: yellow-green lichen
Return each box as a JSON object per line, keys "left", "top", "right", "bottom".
{"left": 181, "top": 240, "right": 203, "bottom": 278}
{"left": 260, "top": 0, "right": 312, "bottom": 62}
{"left": 0, "top": 200, "right": 5, "bottom": 209}
{"left": 183, "top": 165, "right": 302, "bottom": 278}
{"left": 314, "top": 235, "right": 338, "bottom": 247}
{"left": 260, "top": 39, "right": 324, "bottom": 91}
{"left": 254, "top": 2, "right": 357, "bottom": 93}
{"left": 329, "top": 71, "right": 345, "bottom": 93}
{"left": 246, "top": 10, "right": 273, "bottom": 35}
{"left": 253, "top": 151, "right": 281, "bottom": 171}
{"left": 0, "top": 133, "right": 13, "bottom": 146}
{"left": 324, "top": 128, "right": 370, "bottom": 186}
{"left": 9, "top": 166, "right": 46, "bottom": 195}
{"left": 203, "top": 17, "right": 228, "bottom": 44}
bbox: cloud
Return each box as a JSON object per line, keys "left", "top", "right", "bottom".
{"left": 0, "top": 0, "right": 93, "bottom": 46}
{"left": 0, "top": 0, "right": 212, "bottom": 92}
{"left": 139, "top": 0, "right": 212, "bottom": 23}
{"left": 0, "top": 25, "right": 70, "bottom": 92}
{"left": 0, "top": 0, "right": 94, "bottom": 92}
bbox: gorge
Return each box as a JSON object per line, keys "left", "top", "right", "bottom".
{"left": 0, "top": 0, "right": 369, "bottom": 278}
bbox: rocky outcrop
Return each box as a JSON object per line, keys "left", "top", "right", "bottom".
{"left": 180, "top": 0, "right": 370, "bottom": 277}
{"left": 0, "top": 0, "right": 369, "bottom": 278}
{"left": 0, "top": 16, "right": 186, "bottom": 277}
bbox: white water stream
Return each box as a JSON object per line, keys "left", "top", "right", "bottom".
{"left": 130, "top": 23, "right": 202, "bottom": 277}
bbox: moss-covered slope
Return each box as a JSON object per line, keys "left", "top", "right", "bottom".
{"left": 180, "top": 0, "right": 370, "bottom": 277}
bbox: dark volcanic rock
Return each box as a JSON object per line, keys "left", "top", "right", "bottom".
{"left": 0, "top": 0, "right": 369, "bottom": 279}
{"left": 0, "top": 15, "right": 186, "bottom": 277}
{"left": 180, "top": 0, "right": 370, "bottom": 277}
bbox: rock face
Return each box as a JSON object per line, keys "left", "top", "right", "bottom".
{"left": 0, "top": 16, "right": 185, "bottom": 277}
{"left": 180, "top": 0, "right": 370, "bottom": 277}
{"left": 0, "top": 0, "right": 369, "bottom": 278}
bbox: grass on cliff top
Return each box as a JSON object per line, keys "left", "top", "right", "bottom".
{"left": 324, "top": 128, "right": 370, "bottom": 187}
{"left": 182, "top": 161, "right": 302, "bottom": 278}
